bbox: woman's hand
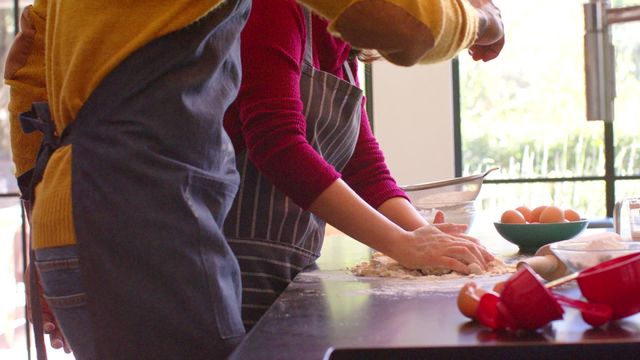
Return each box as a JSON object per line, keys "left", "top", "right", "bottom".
{"left": 431, "top": 211, "right": 469, "bottom": 234}
{"left": 467, "top": 0, "right": 505, "bottom": 61}
{"left": 387, "top": 224, "right": 495, "bottom": 274}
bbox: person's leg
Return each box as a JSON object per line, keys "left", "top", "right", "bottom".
{"left": 35, "top": 245, "right": 96, "bottom": 360}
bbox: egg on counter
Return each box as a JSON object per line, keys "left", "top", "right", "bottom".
{"left": 457, "top": 281, "right": 507, "bottom": 320}
{"left": 457, "top": 282, "right": 487, "bottom": 319}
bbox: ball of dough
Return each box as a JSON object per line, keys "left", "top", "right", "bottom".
{"left": 468, "top": 263, "right": 483, "bottom": 275}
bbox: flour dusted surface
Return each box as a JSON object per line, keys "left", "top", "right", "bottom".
{"left": 351, "top": 252, "right": 516, "bottom": 279}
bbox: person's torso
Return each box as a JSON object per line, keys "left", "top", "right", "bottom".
{"left": 224, "top": 6, "right": 356, "bottom": 152}
{"left": 224, "top": 7, "right": 363, "bottom": 327}
{"left": 225, "top": 6, "right": 363, "bottom": 259}
{"left": 31, "top": 0, "right": 225, "bottom": 249}
{"left": 45, "top": 0, "right": 223, "bottom": 132}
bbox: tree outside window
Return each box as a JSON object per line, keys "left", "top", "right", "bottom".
{"left": 459, "top": 0, "right": 640, "bottom": 219}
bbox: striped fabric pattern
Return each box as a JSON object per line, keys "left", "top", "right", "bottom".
{"left": 225, "top": 8, "right": 363, "bottom": 330}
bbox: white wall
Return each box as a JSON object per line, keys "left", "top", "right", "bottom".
{"left": 371, "top": 60, "right": 456, "bottom": 186}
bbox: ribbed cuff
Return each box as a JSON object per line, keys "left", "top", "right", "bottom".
{"left": 30, "top": 148, "right": 77, "bottom": 249}
{"left": 459, "top": 0, "right": 480, "bottom": 49}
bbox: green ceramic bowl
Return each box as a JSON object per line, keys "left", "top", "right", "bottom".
{"left": 493, "top": 220, "right": 589, "bottom": 253}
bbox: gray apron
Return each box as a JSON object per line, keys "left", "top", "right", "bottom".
{"left": 19, "top": 0, "right": 250, "bottom": 358}
{"left": 224, "top": 10, "right": 363, "bottom": 329}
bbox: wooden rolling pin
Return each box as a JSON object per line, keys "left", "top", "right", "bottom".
{"left": 517, "top": 244, "right": 568, "bottom": 281}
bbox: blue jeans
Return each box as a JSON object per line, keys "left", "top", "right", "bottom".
{"left": 35, "top": 245, "right": 96, "bottom": 359}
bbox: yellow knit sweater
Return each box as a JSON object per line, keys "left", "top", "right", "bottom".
{"left": 5, "top": 0, "right": 478, "bottom": 249}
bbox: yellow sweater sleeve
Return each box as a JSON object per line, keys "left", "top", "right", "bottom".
{"left": 300, "top": 0, "right": 478, "bottom": 64}
{"left": 4, "top": 1, "right": 48, "bottom": 178}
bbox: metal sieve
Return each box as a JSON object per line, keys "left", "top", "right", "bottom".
{"left": 401, "top": 167, "right": 498, "bottom": 208}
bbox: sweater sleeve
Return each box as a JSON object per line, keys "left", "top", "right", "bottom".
{"left": 4, "top": 2, "right": 48, "bottom": 183}
{"left": 299, "top": 0, "right": 479, "bottom": 65}
{"left": 234, "top": 0, "right": 340, "bottom": 209}
{"left": 341, "top": 96, "right": 409, "bottom": 209}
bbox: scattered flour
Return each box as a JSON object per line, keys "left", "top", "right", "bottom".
{"left": 350, "top": 252, "right": 515, "bottom": 280}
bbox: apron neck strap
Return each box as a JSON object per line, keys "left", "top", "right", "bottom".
{"left": 303, "top": 9, "right": 313, "bottom": 65}
{"left": 343, "top": 61, "right": 357, "bottom": 85}
{"left": 303, "top": 7, "right": 357, "bottom": 87}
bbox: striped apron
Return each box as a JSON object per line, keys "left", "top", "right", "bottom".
{"left": 224, "top": 9, "right": 363, "bottom": 329}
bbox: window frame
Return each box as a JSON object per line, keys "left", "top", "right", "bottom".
{"left": 452, "top": 58, "right": 640, "bottom": 221}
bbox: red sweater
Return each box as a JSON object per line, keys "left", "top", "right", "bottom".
{"left": 224, "top": 0, "right": 407, "bottom": 209}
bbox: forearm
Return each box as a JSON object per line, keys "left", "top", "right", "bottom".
{"left": 300, "top": 0, "right": 479, "bottom": 66}
{"left": 377, "top": 197, "right": 429, "bottom": 231}
{"left": 310, "top": 181, "right": 493, "bottom": 273}
{"left": 308, "top": 179, "right": 408, "bottom": 256}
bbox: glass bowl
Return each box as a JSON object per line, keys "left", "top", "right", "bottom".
{"left": 550, "top": 238, "right": 640, "bottom": 272}
{"left": 493, "top": 220, "right": 589, "bottom": 253}
{"left": 417, "top": 201, "right": 476, "bottom": 232}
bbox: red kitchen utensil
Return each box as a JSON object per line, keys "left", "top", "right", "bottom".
{"left": 475, "top": 254, "right": 640, "bottom": 331}
{"left": 476, "top": 292, "right": 504, "bottom": 330}
{"left": 552, "top": 293, "right": 612, "bottom": 327}
{"left": 498, "top": 266, "right": 565, "bottom": 330}
{"left": 576, "top": 252, "right": 640, "bottom": 320}
{"left": 476, "top": 266, "right": 564, "bottom": 331}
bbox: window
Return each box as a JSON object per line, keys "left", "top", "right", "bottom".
{"left": 457, "top": 0, "right": 640, "bottom": 222}
{"left": 1, "top": 2, "right": 28, "bottom": 358}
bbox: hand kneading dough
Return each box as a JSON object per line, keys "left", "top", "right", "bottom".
{"left": 351, "top": 252, "right": 516, "bottom": 278}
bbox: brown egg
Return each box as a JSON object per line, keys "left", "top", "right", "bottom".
{"left": 515, "top": 206, "right": 532, "bottom": 222}
{"left": 501, "top": 209, "right": 527, "bottom": 224}
{"left": 564, "top": 208, "right": 581, "bottom": 222}
{"left": 539, "top": 206, "right": 565, "bottom": 223}
{"left": 457, "top": 282, "right": 487, "bottom": 319}
{"left": 530, "top": 206, "right": 548, "bottom": 223}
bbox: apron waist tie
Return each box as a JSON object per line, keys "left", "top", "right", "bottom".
{"left": 19, "top": 101, "right": 74, "bottom": 360}
{"left": 19, "top": 102, "right": 73, "bottom": 202}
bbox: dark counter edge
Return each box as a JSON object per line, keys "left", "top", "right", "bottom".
{"left": 324, "top": 340, "right": 639, "bottom": 360}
